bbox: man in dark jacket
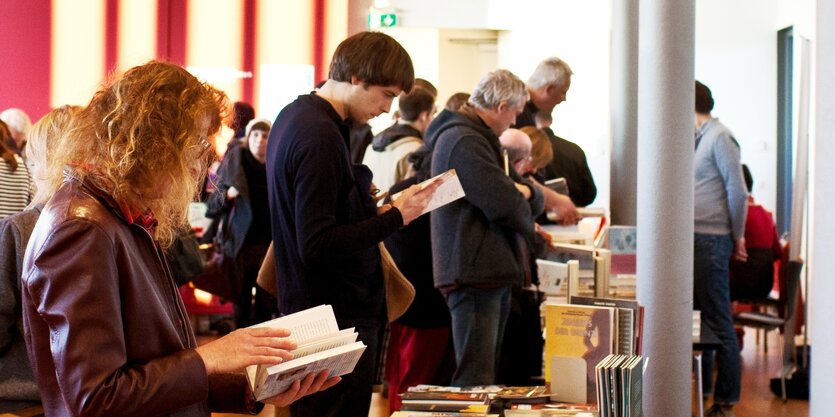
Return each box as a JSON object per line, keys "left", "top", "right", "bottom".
{"left": 266, "top": 32, "right": 437, "bottom": 417}
{"left": 515, "top": 57, "right": 597, "bottom": 207}
{"left": 430, "top": 69, "right": 544, "bottom": 386}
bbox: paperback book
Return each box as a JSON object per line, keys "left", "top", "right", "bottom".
{"left": 244, "top": 304, "right": 366, "bottom": 401}
{"left": 544, "top": 303, "right": 616, "bottom": 405}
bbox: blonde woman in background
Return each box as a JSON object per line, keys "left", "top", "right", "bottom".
{"left": 0, "top": 105, "right": 79, "bottom": 414}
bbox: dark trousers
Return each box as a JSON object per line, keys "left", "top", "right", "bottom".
{"left": 233, "top": 243, "right": 276, "bottom": 328}
{"left": 290, "top": 324, "right": 380, "bottom": 417}
{"left": 498, "top": 288, "right": 545, "bottom": 386}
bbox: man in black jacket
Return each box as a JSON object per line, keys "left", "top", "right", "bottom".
{"left": 265, "top": 32, "right": 436, "bottom": 417}
{"left": 516, "top": 57, "right": 597, "bottom": 207}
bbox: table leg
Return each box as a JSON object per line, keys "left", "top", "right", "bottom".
{"left": 693, "top": 352, "right": 704, "bottom": 417}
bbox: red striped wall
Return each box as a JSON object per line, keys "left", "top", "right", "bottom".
{"left": 0, "top": 0, "right": 52, "bottom": 120}
{"left": 242, "top": 0, "right": 256, "bottom": 104}
{"left": 105, "top": 0, "right": 119, "bottom": 73}
{"left": 157, "top": 0, "right": 188, "bottom": 65}
{"left": 0, "top": 0, "right": 340, "bottom": 119}
{"left": 313, "top": 0, "right": 327, "bottom": 84}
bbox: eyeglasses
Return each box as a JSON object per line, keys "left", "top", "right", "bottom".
{"left": 190, "top": 135, "right": 213, "bottom": 159}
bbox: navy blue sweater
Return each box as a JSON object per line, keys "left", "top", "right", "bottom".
{"left": 265, "top": 94, "right": 403, "bottom": 326}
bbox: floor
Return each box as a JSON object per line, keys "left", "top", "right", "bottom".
{"left": 211, "top": 328, "right": 809, "bottom": 417}
{"left": 699, "top": 329, "right": 809, "bottom": 417}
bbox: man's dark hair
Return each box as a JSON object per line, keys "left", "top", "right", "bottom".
{"left": 742, "top": 163, "right": 753, "bottom": 193}
{"left": 414, "top": 78, "right": 438, "bottom": 98}
{"left": 695, "top": 80, "right": 714, "bottom": 114}
{"left": 398, "top": 88, "right": 435, "bottom": 122}
{"left": 329, "top": 31, "right": 414, "bottom": 93}
{"left": 230, "top": 101, "right": 255, "bottom": 137}
{"left": 445, "top": 92, "right": 470, "bottom": 111}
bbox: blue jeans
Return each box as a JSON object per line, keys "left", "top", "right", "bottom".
{"left": 447, "top": 285, "right": 512, "bottom": 386}
{"left": 694, "top": 234, "right": 741, "bottom": 405}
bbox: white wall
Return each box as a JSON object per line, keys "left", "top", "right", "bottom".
{"left": 389, "top": 0, "right": 612, "bottom": 208}
{"left": 497, "top": 1, "right": 612, "bottom": 209}
{"left": 695, "top": 0, "right": 781, "bottom": 212}
{"left": 385, "top": 0, "right": 816, "bottom": 214}
{"left": 371, "top": 27, "right": 498, "bottom": 134}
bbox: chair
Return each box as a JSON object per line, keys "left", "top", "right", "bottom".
{"left": 732, "top": 259, "right": 803, "bottom": 401}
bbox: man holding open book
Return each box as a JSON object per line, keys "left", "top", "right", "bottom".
{"left": 429, "top": 69, "right": 544, "bottom": 386}
{"left": 266, "top": 32, "right": 437, "bottom": 417}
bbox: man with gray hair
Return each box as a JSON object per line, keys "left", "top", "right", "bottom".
{"left": 517, "top": 57, "right": 573, "bottom": 128}
{"left": 429, "top": 69, "right": 544, "bottom": 386}
{"left": 0, "top": 109, "right": 32, "bottom": 157}
{"left": 516, "top": 57, "right": 597, "bottom": 207}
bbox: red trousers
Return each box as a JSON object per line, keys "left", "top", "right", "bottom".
{"left": 385, "top": 322, "right": 451, "bottom": 411}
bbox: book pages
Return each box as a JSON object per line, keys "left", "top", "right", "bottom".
{"left": 244, "top": 305, "right": 365, "bottom": 401}
{"left": 391, "top": 169, "right": 466, "bottom": 215}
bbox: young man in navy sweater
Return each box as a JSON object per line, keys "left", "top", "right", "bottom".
{"left": 265, "top": 31, "right": 436, "bottom": 417}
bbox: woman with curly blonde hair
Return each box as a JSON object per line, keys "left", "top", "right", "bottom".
{"left": 21, "top": 61, "right": 337, "bottom": 417}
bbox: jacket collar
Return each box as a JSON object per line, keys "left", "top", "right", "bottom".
{"left": 64, "top": 170, "right": 158, "bottom": 235}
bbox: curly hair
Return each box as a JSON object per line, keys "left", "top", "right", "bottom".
{"left": 43, "top": 61, "right": 228, "bottom": 247}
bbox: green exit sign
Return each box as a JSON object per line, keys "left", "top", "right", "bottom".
{"left": 380, "top": 13, "right": 396, "bottom": 27}
{"left": 368, "top": 12, "right": 397, "bottom": 28}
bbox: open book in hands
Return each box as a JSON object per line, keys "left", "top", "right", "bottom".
{"left": 390, "top": 169, "right": 466, "bottom": 216}
{"left": 245, "top": 305, "right": 365, "bottom": 401}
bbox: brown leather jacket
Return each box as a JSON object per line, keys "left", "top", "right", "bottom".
{"left": 21, "top": 177, "right": 253, "bottom": 416}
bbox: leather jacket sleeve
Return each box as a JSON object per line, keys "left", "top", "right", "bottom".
{"left": 23, "top": 218, "right": 210, "bottom": 416}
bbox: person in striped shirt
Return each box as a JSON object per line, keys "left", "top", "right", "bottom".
{"left": 0, "top": 120, "right": 31, "bottom": 219}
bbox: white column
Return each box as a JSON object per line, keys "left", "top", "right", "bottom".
{"left": 609, "top": 0, "right": 639, "bottom": 225}
{"left": 810, "top": 1, "right": 835, "bottom": 415}
{"left": 636, "top": 0, "right": 694, "bottom": 416}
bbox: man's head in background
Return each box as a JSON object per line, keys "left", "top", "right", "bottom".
{"left": 499, "top": 128, "right": 532, "bottom": 175}
{"left": 0, "top": 108, "right": 32, "bottom": 152}
{"left": 398, "top": 88, "right": 436, "bottom": 133}
{"left": 527, "top": 57, "right": 573, "bottom": 114}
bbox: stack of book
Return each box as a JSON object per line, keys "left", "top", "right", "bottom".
{"left": 504, "top": 410, "right": 596, "bottom": 417}
{"left": 595, "top": 354, "right": 644, "bottom": 417}
{"left": 494, "top": 386, "right": 552, "bottom": 410}
{"left": 244, "top": 304, "right": 366, "bottom": 401}
{"left": 543, "top": 297, "right": 645, "bottom": 406}
{"left": 398, "top": 390, "right": 492, "bottom": 413}
{"left": 391, "top": 412, "right": 497, "bottom": 417}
